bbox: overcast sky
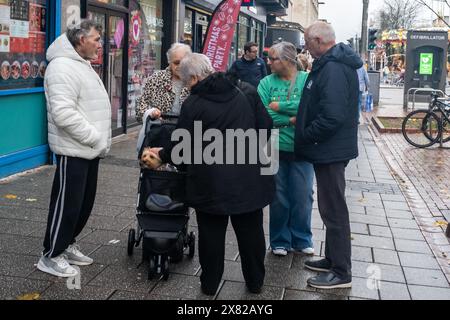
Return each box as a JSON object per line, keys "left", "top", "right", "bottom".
{"left": 318, "top": 0, "right": 437, "bottom": 43}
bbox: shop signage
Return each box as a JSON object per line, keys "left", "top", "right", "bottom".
{"left": 202, "top": 0, "right": 241, "bottom": 72}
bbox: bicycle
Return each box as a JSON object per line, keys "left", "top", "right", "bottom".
{"left": 402, "top": 93, "right": 450, "bottom": 148}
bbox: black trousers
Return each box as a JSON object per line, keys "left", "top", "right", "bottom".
{"left": 196, "top": 209, "right": 266, "bottom": 293}
{"left": 43, "top": 155, "right": 100, "bottom": 258}
{"left": 314, "top": 162, "right": 352, "bottom": 279}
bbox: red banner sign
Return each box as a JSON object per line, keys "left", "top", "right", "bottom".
{"left": 202, "top": 0, "right": 242, "bottom": 72}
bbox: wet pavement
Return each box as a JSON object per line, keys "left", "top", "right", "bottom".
{"left": 1, "top": 106, "right": 450, "bottom": 299}
{"left": 363, "top": 86, "right": 450, "bottom": 284}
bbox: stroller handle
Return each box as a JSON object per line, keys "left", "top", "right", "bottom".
{"left": 161, "top": 113, "right": 179, "bottom": 120}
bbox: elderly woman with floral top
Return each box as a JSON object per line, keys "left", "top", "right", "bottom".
{"left": 135, "top": 43, "right": 192, "bottom": 123}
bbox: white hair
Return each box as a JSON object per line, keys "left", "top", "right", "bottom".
{"left": 307, "top": 21, "right": 336, "bottom": 44}
{"left": 166, "top": 43, "right": 192, "bottom": 63}
{"left": 270, "top": 41, "right": 298, "bottom": 67}
{"left": 179, "top": 53, "right": 214, "bottom": 84}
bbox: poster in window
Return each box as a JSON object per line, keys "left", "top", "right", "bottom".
{"left": 0, "top": 0, "right": 46, "bottom": 90}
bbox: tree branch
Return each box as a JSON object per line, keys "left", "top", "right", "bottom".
{"left": 415, "top": 0, "right": 450, "bottom": 28}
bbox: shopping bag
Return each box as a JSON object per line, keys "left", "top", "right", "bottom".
{"left": 365, "top": 93, "right": 373, "bottom": 112}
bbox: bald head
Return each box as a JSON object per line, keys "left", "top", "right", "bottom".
{"left": 305, "top": 21, "right": 336, "bottom": 59}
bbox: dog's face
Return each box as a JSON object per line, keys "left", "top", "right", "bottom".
{"left": 140, "top": 147, "right": 160, "bottom": 169}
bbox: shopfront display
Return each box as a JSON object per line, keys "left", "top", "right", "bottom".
{"left": 238, "top": 15, "right": 249, "bottom": 55}
{"left": 127, "top": 0, "right": 163, "bottom": 127}
{"left": 0, "top": 0, "right": 46, "bottom": 90}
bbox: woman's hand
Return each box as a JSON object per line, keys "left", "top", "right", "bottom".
{"left": 289, "top": 117, "right": 297, "bottom": 126}
{"left": 269, "top": 102, "right": 280, "bottom": 112}
{"left": 150, "top": 108, "right": 162, "bottom": 119}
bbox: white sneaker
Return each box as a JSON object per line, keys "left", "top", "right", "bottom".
{"left": 272, "top": 248, "right": 288, "bottom": 256}
{"left": 37, "top": 254, "right": 78, "bottom": 278}
{"left": 64, "top": 244, "right": 93, "bottom": 266}
{"left": 301, "top": 247, "right": 315, "bottom": 255}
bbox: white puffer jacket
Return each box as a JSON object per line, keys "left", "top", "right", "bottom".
{"left": 44, "top": 34, "right": 111, "bottom": 160}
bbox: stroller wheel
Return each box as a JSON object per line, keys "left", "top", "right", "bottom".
{"left": 162, "top": 258, "right": 170, "bottom": 281}
{"left": 188, "top": 232, "right": 195, "bottom": 258}
{"left": 127, "top": 229, "right": 136, "bottom": 256}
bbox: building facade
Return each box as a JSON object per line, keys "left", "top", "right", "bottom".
{"left": 0, "top": 0, "right": 281, "bottom": 178}
{"left": 286, "top": 0, "right": 319, "bottom": 29}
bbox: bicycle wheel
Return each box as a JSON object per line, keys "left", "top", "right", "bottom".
{"left": 432, "top": 110, "right": 450, "bottom": 143}
{"left": 402, "top": 110, "right": 441, "bottom": 148}
{"left": 442, "top": 118, "right": 450, "bottom": 143}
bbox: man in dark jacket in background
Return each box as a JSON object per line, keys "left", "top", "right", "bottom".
{"left": 295, "top": 21, "right": 363, "bottom": 289}
{"left": 230, "top": 42, "right": 267, "bottom": 88}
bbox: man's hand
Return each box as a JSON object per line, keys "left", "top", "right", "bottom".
{"left": 269, "top": 102, "right": 280, "bottom": 112}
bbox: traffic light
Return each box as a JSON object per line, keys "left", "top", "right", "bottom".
{"left": 241, "top": 0, "right": 254, "bottom": 6}
{"left": 368, "top": 28, "right": 378, "bottom": 51}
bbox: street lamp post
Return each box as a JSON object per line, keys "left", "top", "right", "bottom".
{"left": 361, "top": 0, "right": 369, "bottom": 58}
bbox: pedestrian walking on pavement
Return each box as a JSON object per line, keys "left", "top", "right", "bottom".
{"left": 145, "top": 53, "right": 275, "bottom": 296}
{"left": 135, "top": 43, "right": 191, "bottom": 123}
{"left": 229, "top": 42, "right": 267, "bottom": 88}
{"left": 295, "top": 21, "right": 362, "bottom": 289}
{"left": 38, "top": 20, "right": 112, "bottom": 278}
{"left": 357, "top": 65, "right": 370, "bottom": 113}
{"left": 257, "top": 42, "right": 315, "bottom": 257}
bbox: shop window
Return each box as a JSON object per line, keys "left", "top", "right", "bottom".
{"left": 128, "top": 0, "right": 163, "bottom": 125}
{"left": 0, "top": 0, "right": 47, "bottom": 90}
{"left": 183, "top": 9, "right": 193, "bottom": 47}
{"left": 194, "top": 12, "right": 208, "bottom": 53}
{"left": 238, "top": 15, "right": 249, "bottom": 57}
{"left": 93, "top": 0, "right": 126, "bottom": 6}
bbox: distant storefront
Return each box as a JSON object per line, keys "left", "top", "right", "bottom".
{"left": 0, "top": 0, "right": 50, "bottom": 178}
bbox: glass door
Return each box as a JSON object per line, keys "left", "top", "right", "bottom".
{"left": 87, "top": 8, "right": 127, "bottom": 137}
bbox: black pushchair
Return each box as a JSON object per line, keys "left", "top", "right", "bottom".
{"left": 127, "top": 114, "right": 195, "bottom": 280}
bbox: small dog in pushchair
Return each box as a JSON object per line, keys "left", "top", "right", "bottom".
{"left": 128, "top": 113, "right": 195, "bottom": 280}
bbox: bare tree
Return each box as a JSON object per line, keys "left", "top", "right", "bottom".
{"left": 415, "top": 0, "right": 450, "bottom": 28}
{"left": 378, "top": 0, "right": 421, "bottom": 30}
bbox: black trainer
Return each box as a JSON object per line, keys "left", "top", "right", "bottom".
{"left": 201, "top": 284, "right": 218, "bottom": 296}
{"left": 304, "top": 258, "right": 331, "bottom": 273}
{"left": 246, "top": 284, "right": 262, "bottom": 294}
{"left": 307, "top": 272, "right": 352, "bottom": 289}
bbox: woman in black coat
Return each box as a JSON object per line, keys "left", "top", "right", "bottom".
{"left": 147, "top": 53, "right": 275, "bottom": 296}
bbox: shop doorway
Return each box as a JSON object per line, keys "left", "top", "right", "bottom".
{"left": 87, "top": 6, "right": 128, "bottom": 137}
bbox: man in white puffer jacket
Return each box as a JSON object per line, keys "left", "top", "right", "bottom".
{"left": 37, "top": 20, "right": 111, "bottom": 278}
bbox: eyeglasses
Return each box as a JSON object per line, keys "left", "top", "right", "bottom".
{"left": 268, "top": 56, "right": 280, "bottom": 62}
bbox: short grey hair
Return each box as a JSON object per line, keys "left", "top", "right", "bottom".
{"left": 166, "top": 43, "right": 192, "bottom": 63}
{"left": 270, "top": 42, "right": 298, "bottom": 67}
{"left": 306, "top": 21, "right": 336, "bottom": 44}
{"left": 179, "top": 53, "right": 214, "bottom": 84}
{"left": 66, "top": 19, "right": 102, "bottom": 48}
